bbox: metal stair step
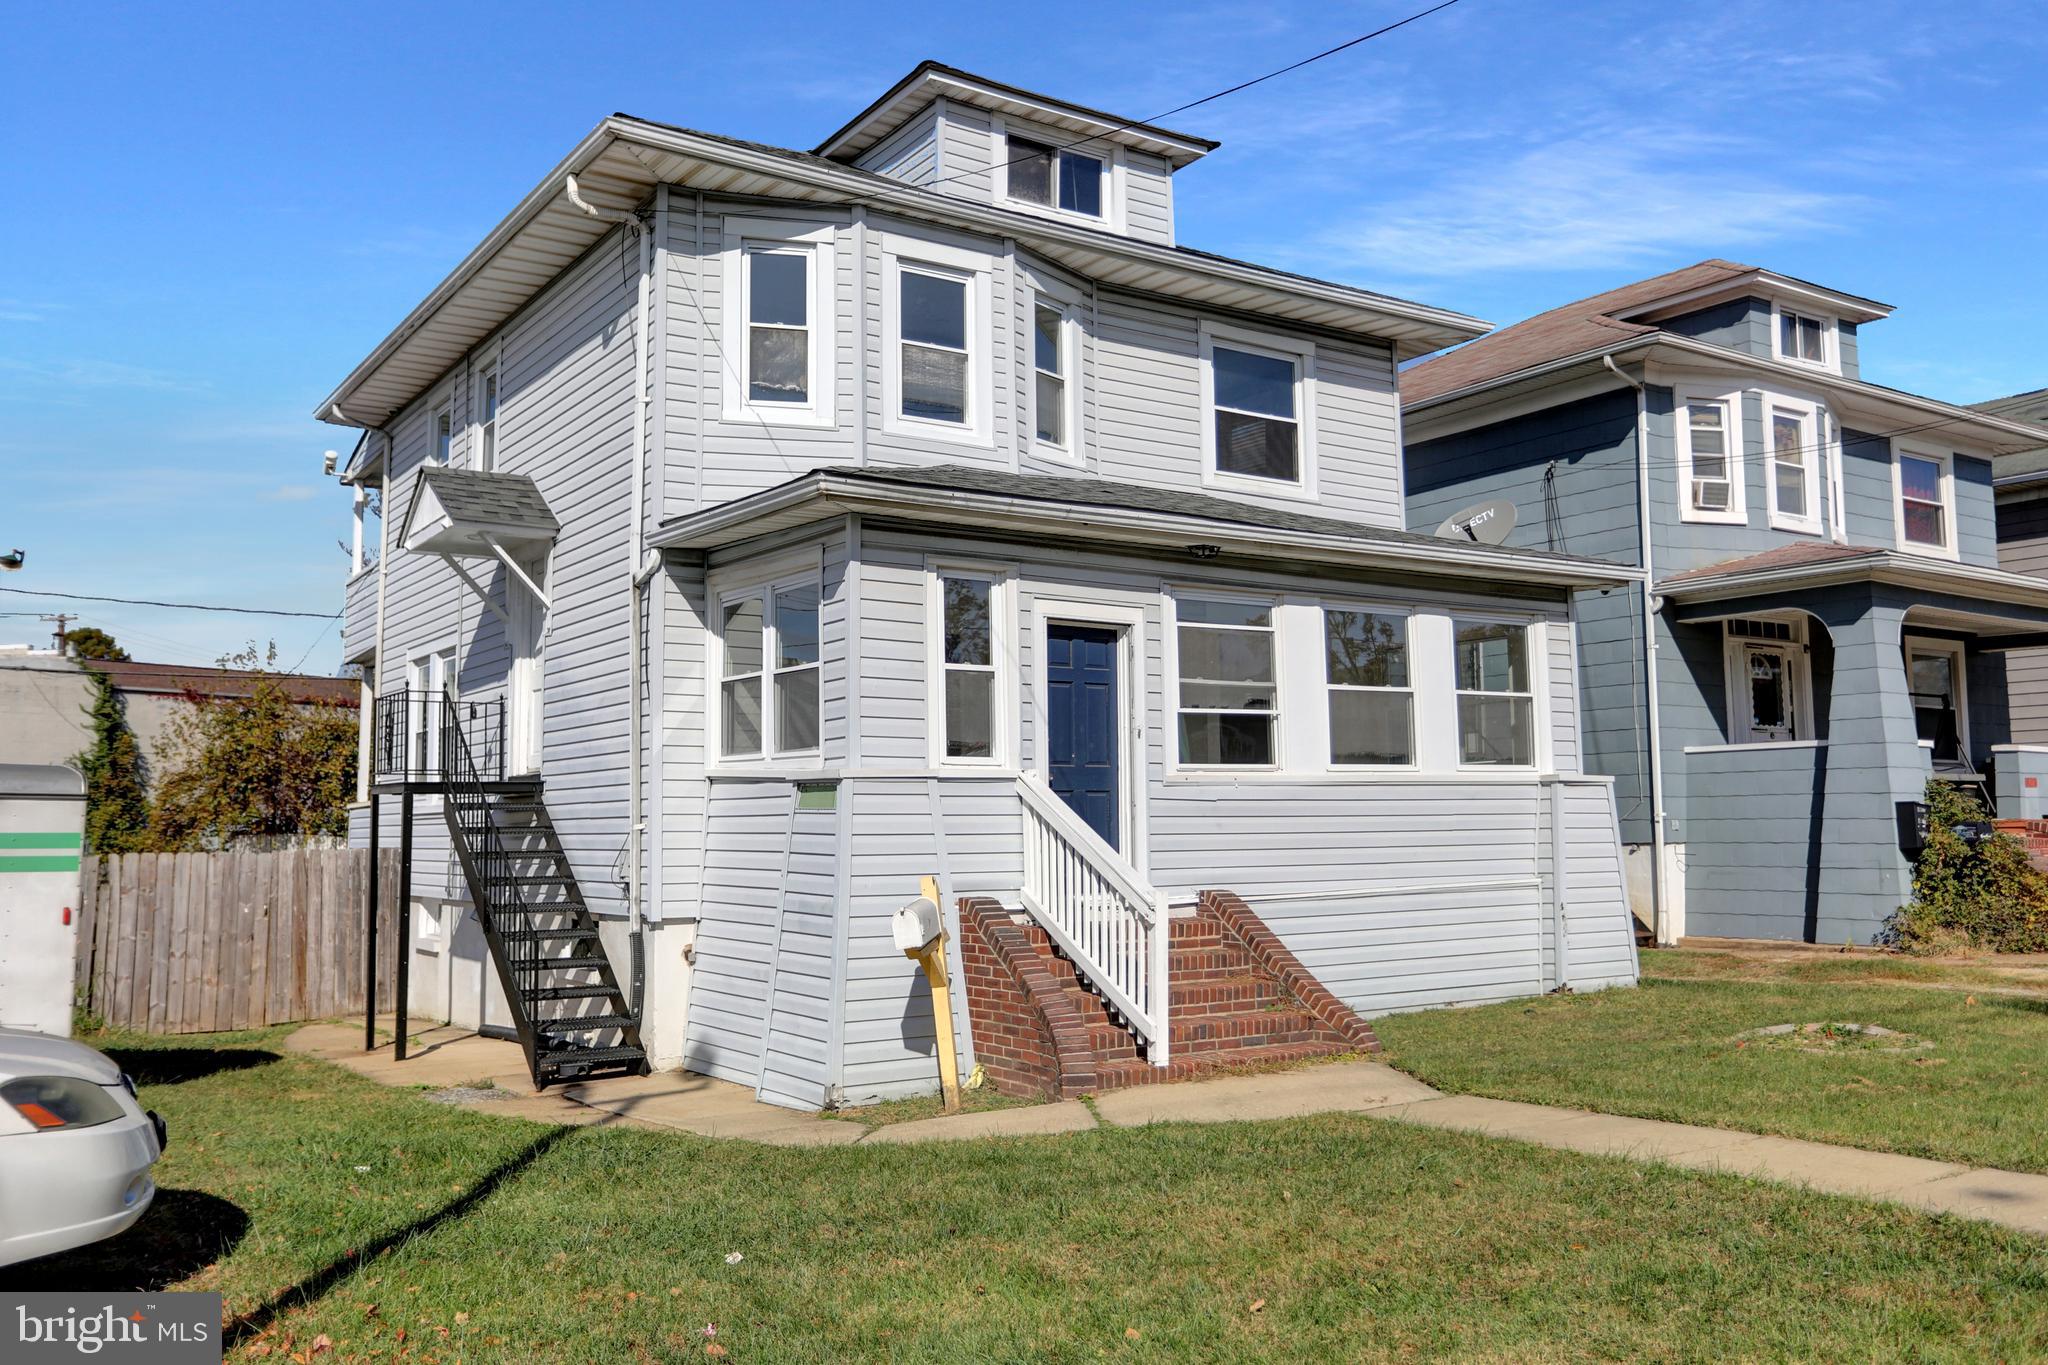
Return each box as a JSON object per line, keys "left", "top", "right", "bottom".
{"left": 538, "top": 1043, "right": 647, "bottom": 1075}
{"left": 511, "top": 956, "right": 605, "bottom": 974}
{"left": 522, "top": 983, "right": 621, "bottom": 1001}
{"left": 501, "top": 926, "right": 601, "bottom": 945}
{"left": 535, "top": 1013, "right": 636, "bottom": 1035}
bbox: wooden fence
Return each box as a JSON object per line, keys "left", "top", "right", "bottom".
{"left": 75, "top": 848, "right": 401, "bottom": 1034}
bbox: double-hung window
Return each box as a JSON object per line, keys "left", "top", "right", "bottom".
{"left": 723, "top": 221, "right": 833, "bottom": 425}
{"left": 1324, "top": 608, "right": 1413, "bottom": 766}
{"left": 1895, "top": 447, "right": 1954, "bottom": 557}
{"left": 406, "top": 648, "right": 455, "bottom": 775}
{"left": 1031, "top": 296, "right": 1079, "bottom": 458}
{"left": 1766, "top": 401, "right": 1823, "bottom": 534}
{"left": 934, "top": 570, "right": 1007, "bottom": 763}
{"left": 1202, "top": 326, "right": 1313, "bottom": 494}
{"left": 1677, "top": 390, "right": 1742, "bottom": 522}
{"left": 1005, "top": 134, "right": 1104, "bottom": 218}
{"left": 885, "top": 238, "right": 991, "bottom": 444}
{"left": 1776, "top": 308, "right": 1830, "bottom": 367}
{"left": 1175, "top": 597, "right": 1278, "bottom": 767}
{"left": 900, "top": 266, "right": 969, "bottom": 424}
{"left": 718, "top": 577, "right": 821, "bottom": 760}
{"left": 1453, "top": 618, "right": 1534, "bottom": 767}
{"left": 474, "top": 365, "right": 498, "bottom": 471}
{"left": 431, "top": 404, "right": 453, "bottom": 466}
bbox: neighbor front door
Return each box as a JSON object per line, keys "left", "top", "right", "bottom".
{"left": 1045, "top": 622, "right": 1120, "bottom": 850}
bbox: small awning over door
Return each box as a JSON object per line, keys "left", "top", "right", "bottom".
{"left": 399, "top": 466, "right": 559, "bottom": 557}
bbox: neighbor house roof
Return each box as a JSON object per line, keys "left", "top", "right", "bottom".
{"left": 650, "top": 462, "right": 1639, "bottom": 591}
{"left": 1655, "top": 542, "right": 2048, "bottom": 628}
{"left": 1976, "top": 387, "right": 2048, "bottom": 486}
{"left": 317, "top": 107, "right": 1487, "bottom": 429}
{"left": 1401, "top": 259, "right": 1898, "bottom": 407}
{"left": 87, "top": 661, "right": 358, "bottom": 707}
{"left": 814, "top": 61, "right": 1219, "bottom": 167}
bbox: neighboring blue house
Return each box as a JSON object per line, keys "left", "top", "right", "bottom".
{"left": 1403, "top": 261, "right": 2048, "bottom": 946}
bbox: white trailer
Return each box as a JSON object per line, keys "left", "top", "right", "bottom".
{"left": 0, "top": 764, "right": 86, "bottom": 1036}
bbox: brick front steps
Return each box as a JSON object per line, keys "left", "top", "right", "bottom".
{"left": 1993, "top": 819, "right": 2048, "bottom": 873}
{"left": 959, "top": 891, "right": 1379, "bottom": 1100}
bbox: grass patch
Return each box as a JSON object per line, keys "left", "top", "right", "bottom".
{"left": 1648, "top": 947, "right": 2048, "bottom": 992}
{"left": 11, "top": 1027, "right": 2047, "bottom": 1360}
{"left": 1376, "top": 968, "right": 2048, "bottom": 1173}
{"left": 826, "top": 1085, "right": 1039, "bottom": 1128}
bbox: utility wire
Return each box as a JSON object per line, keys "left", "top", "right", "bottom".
{"left": 289, "top": 610, "right": 346, "bottom": 675}
{"left": 924, "top": 0, "right": 1466, "bottom": 193}
{"left": 0, "top": 586, "right": 336, "bottom": 619}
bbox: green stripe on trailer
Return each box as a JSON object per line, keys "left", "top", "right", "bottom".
{"left": 0, "top": 832, "right": 84, "bottom": 849}
{"left": 0, "top": 854, "right": 82, "bottom": 872}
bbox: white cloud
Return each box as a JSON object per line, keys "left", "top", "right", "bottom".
{"left": 1314, "top": 127, "right": 1858, "bottom": 280}
{"left": 0, "top": 356, "right": 203, "bottom": 395}
{"left": 264, "top": 484, "right": 320, "bottom": 503}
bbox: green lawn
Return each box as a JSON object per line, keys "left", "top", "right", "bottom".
{"left": 9, "top": 1027, "right": 2046, "bottom": 1360}
{"left": 1375, "top": 949, "right": 2048, "bottom": 1175}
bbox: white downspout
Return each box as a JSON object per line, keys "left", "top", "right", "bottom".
{"left": 1605, "top": 354, "right": 1671, "bottom": 946}
{"left": 565, "top": 173, "right": 656, "bottom": 965}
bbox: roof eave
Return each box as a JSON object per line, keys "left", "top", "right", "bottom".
{"left": 1658, "top": 551, "right": 2048, "bottom": 611}
{"left": 650, "top": 473, "right": 1640, "bottom": 590}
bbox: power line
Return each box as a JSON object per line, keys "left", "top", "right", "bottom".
{"left": 924, "top": 0, "right": 1466, "bottom": 194}
{"left": 0, "top": 586, "right": 336, "bottom": 619}
{"left": 289, "top": 610, "right": 346, "bottom": 674}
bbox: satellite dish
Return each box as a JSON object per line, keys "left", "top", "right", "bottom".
{"left": 1435, "top": 498, "right": 1518, "bottom": 546}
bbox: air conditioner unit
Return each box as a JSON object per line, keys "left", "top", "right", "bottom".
{"left": 1692, "top": 479, "right": 1730, "bottom": 512}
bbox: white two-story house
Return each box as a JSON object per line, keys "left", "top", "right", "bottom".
{"left": 323, "top": 64, "right": 1639, "bottom": 1108}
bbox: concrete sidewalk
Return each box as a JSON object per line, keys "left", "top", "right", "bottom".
{"left": 289, "top": 1024, "right": 2048, "bottom": 1237}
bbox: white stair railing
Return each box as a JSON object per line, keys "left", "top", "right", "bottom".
{"left": 1016, "top": 772, "right": 1171, "bottom": 1066}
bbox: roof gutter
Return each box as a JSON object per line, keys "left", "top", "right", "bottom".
{"left": 649, "top": 473, "right": 1642, "bottom": 591}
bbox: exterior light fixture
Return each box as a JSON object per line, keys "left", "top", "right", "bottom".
{"left": 1186, "top": 544, "right": 1222, "bottom": 559}
{"left": 0, "top": 549, "right": 23, "bottom": 571}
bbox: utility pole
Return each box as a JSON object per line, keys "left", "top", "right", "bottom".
{"left": 38, "top": 613, "right": 73, "bottom": 655}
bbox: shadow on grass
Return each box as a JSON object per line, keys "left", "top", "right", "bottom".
{"left": 105, "top": 1047, "right": 281, "bottom": 1087}
{"left": 11, "top": 1188, "right": 250, "bottom": 1291}
{"left": 1981, "top": 994, "right": 2048, "bottom": 1017}
{"left": 222, "top": 1126, "right": 575, "bottom": 1349}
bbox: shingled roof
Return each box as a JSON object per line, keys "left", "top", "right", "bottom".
{"left": 1400, "top": 260, "right": 1759, "bottom": 406}
{"left": 413, "top": 466, "right": 560, "bottom": 535}
{"left": 1975, "top": 387, "right": 2048, "bottom": 482}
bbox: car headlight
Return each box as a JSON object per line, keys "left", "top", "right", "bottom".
{"left": 2, "top": 1076, "right": 126, "bottom": 1131}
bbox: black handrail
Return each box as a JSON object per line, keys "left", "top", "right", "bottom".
{"left": 374, "top": 689, "right": 504, "bottom": 783}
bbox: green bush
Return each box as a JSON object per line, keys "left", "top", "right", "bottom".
{"left": 1885, "top": 779, "right": 2048, "bottom": 953}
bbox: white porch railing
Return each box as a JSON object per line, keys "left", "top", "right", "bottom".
{"left": 1016, "top": 772, "right": 1171, "bottom": 1066}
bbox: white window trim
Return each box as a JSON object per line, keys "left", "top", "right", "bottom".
{"left": 1315, "top": 598, "right": 1420, "bottom": 773}
{"left": 926, "top": 559, "right": 1017, "bottom": 768}
{"left": 1164, "top": 587, "right": 1285, "bottom": 776}
{"left": 1763, "top": 394, "right": 1825, "bottom": 536}
{"left": 990, "top": 115, "right": 1125, "bottom": 231}
{"left": 719, "top": 218, "right": 837, "bottom": 429}
{"left": 1027, "top": 595, "right": 1147, "bottom": 870}
{"left": 881, "top": 233, "right": 995, "bottom": 447}
{"left": 1721, "top": 617, "right": 1815, "bottom": 746}
{"left": 1674, "top": 385, "right": 1746, "bottom": 525}
{"left": 1450, "top": 613, "right": 1546, "bottom": 772}
{"left": 469, "top": 347, "right": 502, "bottom": 472}
{"left": 1892, "top": 443, "right": 1960, "bottom": 561}
{"left": 429, "top": 395, "right": 454, "bottom": 468}
{"left": 1026, "top": 285, "right": 1084, "bottom": 465}
{"left": 706, "top": 549, "right": 826, "bottom": 766}
{"left": 1769, "top": 301, "right": 1839, "bottom": 374}
{"left": 1197, "top": 321, "right": 1318, "bottom": 502}
{"left": 406, "top": 647, "right": 456, "bottom": 773}
{"left": 1904, "top": 635, "right": 1970, "bottom": 756}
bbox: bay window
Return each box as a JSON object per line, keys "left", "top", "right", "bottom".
{"left": 1175, "top": 597, "right": 1277, "bottom": 767}
{"left": 933, "top": 570, "right": 1010, "bottom": 763}
{"left": 1453, "top": 618, "right": 1534, "bottom": 767}
{"left": 1324, "top": 608, "right": 1413, "bottom": 766}
{"left": 718, "top": 575, "right": 821, "bottom": 761}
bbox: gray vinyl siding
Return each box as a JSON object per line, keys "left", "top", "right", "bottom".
{"left": 1660, "top": 297, "right": 1771, "bottom": 357}
{"left": 853, "top": 103, "right": 940, "bottom": 186}
{"left": 1997, "top": 494, "right": 2048, "bottom": 744}
{"left": 342, "top": 569, "right": 377, "bottom": 663}
{"left": 1837, "top": 323, "right": 1860, "bottom": 381}
{"left": 684, "top": 780, "right": 794, "bottom": 1089}
{"left": 1841, "top": 431, "right": 1997, "bottom": 566}
{"left": 1123, "top": 151, "right": 1175, "bottom": 245}
{"left": 935, "top": 100, "right": 995, "bottom": 201}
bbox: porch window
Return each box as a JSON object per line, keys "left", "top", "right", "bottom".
{"left": 475, "top": 365, "right": 498, "bottom": 471}
{"left": 1175, "top": 597, "right": 1277, "bottom": 767}
{"left": 1896, "top": 449, "right": 1952, "bottom": 554}
{"left": 1324, "top": 608, "right": 1413, "bottom": 766}
{"left": 939, "top": 575, "right": 997, "bottom": 760}
{"left": 1006, "top": 135, "right": 1103, "bottom": 218}
{"left": 1766, "top": 402, "right": 1822, "bottom": 534}
{"left": 898, "top": 265, "right": 971, "bottom": 425}
{"left": 1907, "top": 639, "right": 1968, "bottom": 764}
{"left": 1453, "top": 618, "right": 1534, "bottom": 766}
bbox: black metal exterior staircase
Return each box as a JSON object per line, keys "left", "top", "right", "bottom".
{"left": 437, "top": 694, "right": 648, "bottom": 1088}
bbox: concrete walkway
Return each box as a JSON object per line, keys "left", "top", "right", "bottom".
{"left": 288, "top": 1023, "right": 2048, "bottom": 1237}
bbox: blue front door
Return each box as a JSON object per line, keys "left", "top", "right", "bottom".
{"left": 1046, "top": 623, "right": 1120, "bottom": 848}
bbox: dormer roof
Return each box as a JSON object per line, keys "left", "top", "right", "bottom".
{"left": 1402, "top": 259, "right": 1893, "bottom": 407}
{"left": 815, "top": 61, "right": 1219, "bottom": 169}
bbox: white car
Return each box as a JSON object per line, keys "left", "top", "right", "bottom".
{"left": 0, "top": 1027, "right": 166, "bottom": 1267}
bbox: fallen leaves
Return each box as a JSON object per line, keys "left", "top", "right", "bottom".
{"left": 1248, "top": 1299, "right": 1266, "bottom": 1314}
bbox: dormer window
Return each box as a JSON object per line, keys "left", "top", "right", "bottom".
{"left": 1005, "top": 135, "right": 1103, "bottom": 218}
{"left": 1774, "top": 307, "right": 1832, "bottom": 368}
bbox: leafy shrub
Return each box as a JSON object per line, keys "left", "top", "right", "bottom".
{"left": 1885, "top": 779, "right": 2048, "bottom": 953}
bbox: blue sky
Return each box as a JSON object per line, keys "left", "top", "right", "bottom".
{"left": 4, "top": 0, "right": 2044, "bottom": 668}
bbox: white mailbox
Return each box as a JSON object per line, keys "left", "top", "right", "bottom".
{"left": 892, "top": 895, "right": 942, "bottom": 956}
